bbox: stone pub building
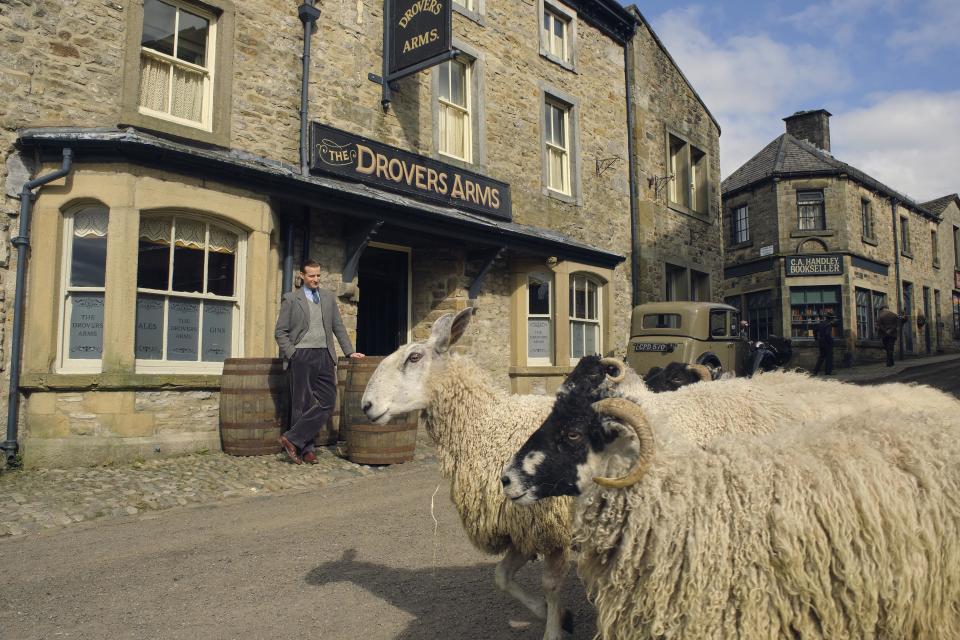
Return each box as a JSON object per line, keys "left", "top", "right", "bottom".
{"left": 2, "top": 0, "right": 722, "bottom": 467}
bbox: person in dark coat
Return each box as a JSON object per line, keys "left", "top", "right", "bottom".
{"left": 876, "top": 305, "right": 903, "bottom": 367}
{"left": 811, "top": 312, "right": 836, "bottom": 375}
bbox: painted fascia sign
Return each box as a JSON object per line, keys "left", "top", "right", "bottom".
{"left": 310, "top": 122, "right": 513, "bottom": 221}
{"left": 785, "top": 254, "right": 844, "bottom": 277}
{"left": 389, "top": 0, "right": 453, "bottom": 78}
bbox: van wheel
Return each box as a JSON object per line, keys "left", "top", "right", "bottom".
{"left": 696, "top": 355, "right": 723, "bottom": 380}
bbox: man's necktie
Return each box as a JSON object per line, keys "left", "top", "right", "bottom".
{"left": 311, "top": 289, "right": 320, "bottom": 304}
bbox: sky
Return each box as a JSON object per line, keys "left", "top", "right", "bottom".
{"left": 624, "top": 0, "right": 960, "bottom": 203}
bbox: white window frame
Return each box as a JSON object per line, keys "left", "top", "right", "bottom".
{"left": 438, "top": 57, "right": 472, "bottom": 162}
{"left": 134, "top": 213, "right": 245, "bottom": 374}
{"left": 545, "top": 99, "right": 571, "bottom": 196}
{"left": 526, "top": 272, "right": 554, "bottom": 366}
{"left": 569, "top": 273, "right": 602, "bottom": 364}
{"left": 57, "top": 205, "right": 110, "bottom": 373}
{"left": 543, "top": 8, "right": 568, "bottom": 61}
{"left": 138, "top": 0, "right": 217, "bottom": 131}
{"left": 453, "top": 0, "right": 473, "bottom": 10}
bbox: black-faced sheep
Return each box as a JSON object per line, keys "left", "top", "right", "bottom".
{"left": 360, "top": 308, "right": 573, "bottom": 640}
{"left": 503, "top": 364, "right": 960, "bottom": 639}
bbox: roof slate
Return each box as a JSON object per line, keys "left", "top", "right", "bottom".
{"left": 920, "top": 194, "right": 960, "bottom": 215}
{"left": 722, "top": 133, "right": 939, "bottom": 220}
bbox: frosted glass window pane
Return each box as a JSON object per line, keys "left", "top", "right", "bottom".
{"left": 202, "top": 300, "right": 232, "bottom": 362}
{"left": 67, "top": 294, "right": 104, "bottom": 360}
{"left": 135, "top": 294, "right": 165, "bottom": 359}
{"left": 585, "top": 324, "right": 596, "bottom": 355}
{"left": 167, "top": 299, "right": 200, "bottom": 361}
{"left": 571, "top": 321, "right": 584, "bottom": 358}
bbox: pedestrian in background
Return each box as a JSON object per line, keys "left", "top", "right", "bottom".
{"left": 811, "top": 312, "right": 836, "bottom": 375}
{"left": 275, "top": 260, "right": 364, "bottom": 464}
{"left": 876, "top": 305, "right": 903, "bottom": 368}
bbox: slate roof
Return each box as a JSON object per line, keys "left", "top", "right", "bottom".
{"left": 722, "top": 133, "right": 939, "bottom": 220}
{"left": 920, "top": 194, "right": 960, "bottom": 216}
{"left": 16, "top": 127, "right": 624, "bottom": 267}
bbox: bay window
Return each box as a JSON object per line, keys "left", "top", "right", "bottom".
{"left": 569, "top": 274, "right": 601, "bottom": 362}
{"left": 60, "top": 206, "right": 109, "bottom": 370}
{"left": 527, "top": 272, "right": 554, "bottom": 365}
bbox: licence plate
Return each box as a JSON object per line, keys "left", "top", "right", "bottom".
{"left": 633, "top": 343, "right": 676, "bottom": 353}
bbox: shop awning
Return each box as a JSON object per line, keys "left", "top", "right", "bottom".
{"left": 17, "top": 127, "right": 625, "bottom": 269}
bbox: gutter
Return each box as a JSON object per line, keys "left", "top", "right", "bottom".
{"left": 624, "top": 40, "right": 640, "bottom": 307}
{"left": 298, "top": 1, "right": 321, "bottom": 176}
{"left": 3, "top": 148, "right": 74, "bottom": 463}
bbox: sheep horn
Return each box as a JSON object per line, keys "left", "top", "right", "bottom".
{"left": 600, "top": 357, "right": 626, "bottom": 383}
{"left": 591, "top": 398, "right": 655, "bottom": 488}
{"left": 687, "top": 364, "right": 712, "bottom": 382}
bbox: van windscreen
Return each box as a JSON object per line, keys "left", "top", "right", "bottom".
{"left": 642, "top": 313, "right": 682, "bottom": 329}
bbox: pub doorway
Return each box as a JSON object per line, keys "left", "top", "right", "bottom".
{"left": 356, "top": 244, "right": 410, "bottom": 356}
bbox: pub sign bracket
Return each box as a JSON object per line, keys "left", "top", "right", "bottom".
{"left": 342, "top": 219, "right": 385, "bottom": 283}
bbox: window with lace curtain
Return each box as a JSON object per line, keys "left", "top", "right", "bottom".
{"left": 138, "top": 0, "right": 215, "bottom": 129}
{"left": 135, "top": 215, "right": 244, "bottom": 371}
{"left": 60, "top": 206, "right": 109, "bottom": 370}
{"left": 438, "top": 58, "right": 471, "bottom": 161}
{"left": 545, "top": 99, "right": 571, "bottom": 195}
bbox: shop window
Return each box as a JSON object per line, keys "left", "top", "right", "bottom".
{"left": 527, "top": 272, "right": 553, "bottom": 365}
{"left": 731, "top": 204, "right": 749, "bottom": 244}
{"left": 900, "top": 215, "right": 911, "bottom": 255}
{"left": 135, "top": 214, "right": 243, "bottom": 371}
{"left": 855, "top": 288, "right": 886, "bottom": 341}
{"left": 569, "top": 273, "right": 601, "bottom": 363}
{"left": 746, "top": 290, "right": 775, "bottom": 341}
{"left": 789, "top": 286, "right": 841, "bottom": 339}
{"left": 438, "top": 58, "right": 471, "bottom": 162}
{"left": 861, "top": 199, "right": 874, "bottom": 239}
{"left": 668, "top": 133, "right": 708, "bottom": 214}
{"left": 797, "top": 190, "right": 825, "bottom": 230}
{"left": 138, "top": 0, "right": 216, "bottom": 129}
{"left": 59, "top": 206, "right": 109, "bottom": 370}
{"left": 544, "top": 98, "right": 571, "bottom": 195}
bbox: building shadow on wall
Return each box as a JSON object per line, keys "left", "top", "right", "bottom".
{"left": 305, "top": 549, "right": 597, "bottom": 639}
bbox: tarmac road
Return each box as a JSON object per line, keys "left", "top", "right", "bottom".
{"left": 0, "top": 464, "right": 595, "bottom": 640}
{"left": 859, "top": 356, "right": 960, "bottom": 398}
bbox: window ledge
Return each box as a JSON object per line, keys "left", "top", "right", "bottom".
{"left": 933, "top": 259, "right": 941, "bottom": 269}
{"left": 861, "top": 235, "right": 878, "bottom": 246}
{"left": 20, "top": 372, "right": 223, "bottom": 392}
{"left": 790, "top": 229, "right": 834, "bottom": 238}
{"left": 544, "top": 187, "right": 580, "bottom": 206}
{"left": 509, "top": 365, "right": 574, "bottom": 377}
{"left": 453, "top": 3, "right": 485, "bottom": 25}
{"left": 900, "top": 250, "right": 913, "bottom": 259}
{"left": 728, "top": 240, "right": 753, "bottom": 250}
{"left": 539, "top": 51, "right": 576, "bottom": 72}
{"left": 436, "top": 151, "right": 482, "bottom": 174}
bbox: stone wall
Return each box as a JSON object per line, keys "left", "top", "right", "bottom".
{"left": 630, "top": 17, "right": 723, "bottom": 304}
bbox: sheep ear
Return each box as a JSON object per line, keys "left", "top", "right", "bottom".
{"left": 431, "top": 308, "right": 474, "bottom": 353}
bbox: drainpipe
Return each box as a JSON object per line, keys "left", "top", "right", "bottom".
{"left": 891, "top": 198, "right": 904, "bottom": 360}
{"left": 298, "top": 1, "right": 321, "bottom": 176}
{"left": 624, "top": 41, "right": 641, "bottom": 307}
{"left": 3, "top": 147, "right": 73, "bottom": 463}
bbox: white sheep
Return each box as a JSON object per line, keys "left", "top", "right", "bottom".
{"left": 503, "top": 375, "right": 960, "bottom": 638}
{"left": 360, "top": 308, "right": 574, "bottom": 640}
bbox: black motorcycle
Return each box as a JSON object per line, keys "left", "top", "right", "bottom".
{"left": 745, "top": 334, "right": 792, "bottom": 377}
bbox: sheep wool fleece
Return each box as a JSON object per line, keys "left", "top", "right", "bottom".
{"left": 422, "top": 354, "right": 572, "bottom": 559}
{"left": 577, "top": 405, "right": 960, "bottom": 640}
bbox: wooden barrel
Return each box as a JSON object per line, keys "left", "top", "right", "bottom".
{"left": 315, "top": 356, "right": 350, "bottom": 446}
{"left": 220, "top": 358, "right": 287, "bottom": 456}
{"left": 343, "top": 356, "right": 418, "bottom": 464}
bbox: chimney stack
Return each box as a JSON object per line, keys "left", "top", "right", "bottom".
{"left": 783, "top": 109, "right": 832, "bottom": 152}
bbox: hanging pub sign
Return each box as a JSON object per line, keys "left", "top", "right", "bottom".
{"left": 785, "top": 253, "right": 844, "bottom": 277}
{"left": 389, "top": 0, "right": 452, "bottom": 77}
{"left": 310, "top": 122, "right": 512, "bottom": 221}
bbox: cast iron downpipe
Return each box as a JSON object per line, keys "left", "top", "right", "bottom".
{"left": 299, "top": 1, "right": 321, "bottom": 176}
{"left": 624, "top": 41, "right": 641, "bottom": 307}
{"left": 891, "top": 198, "right": 904, "bottom": 360}
{"left": 3, "top": 147, "right": 74, "bottom": 463}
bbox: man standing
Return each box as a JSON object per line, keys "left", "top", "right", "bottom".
{"left": 811, "top": 312, "right": 835, "bottom": 375}
{"left": 275, "top": 260, "right": 364, "bottom": 464}
{"left": 876, "top": 305, "right": 903, "bottom": 367}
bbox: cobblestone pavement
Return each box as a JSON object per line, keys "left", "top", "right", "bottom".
{"left": 0, "top": 431, "right": 437, "bottom": 538}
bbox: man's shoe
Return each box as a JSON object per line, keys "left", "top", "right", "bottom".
{"left": 279, "top": 435, "right": 301, "bottom": 464}
{"left": 302, "top": 451, "right": 318, "bottom": 464}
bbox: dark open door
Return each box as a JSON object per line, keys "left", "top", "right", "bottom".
{"left": 356, "top": 247, "right": 408, "bottom": 356}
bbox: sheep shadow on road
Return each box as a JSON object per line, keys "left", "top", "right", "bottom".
{"left": 305, "top": 549, "right": 597, "bottom": 639}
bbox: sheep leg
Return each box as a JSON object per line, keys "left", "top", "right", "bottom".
{"left": 542, "top": 548, "right": 573, "bottom": 639}
{"left": 494, "top": 546, "right": 547, "bottom": 620}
